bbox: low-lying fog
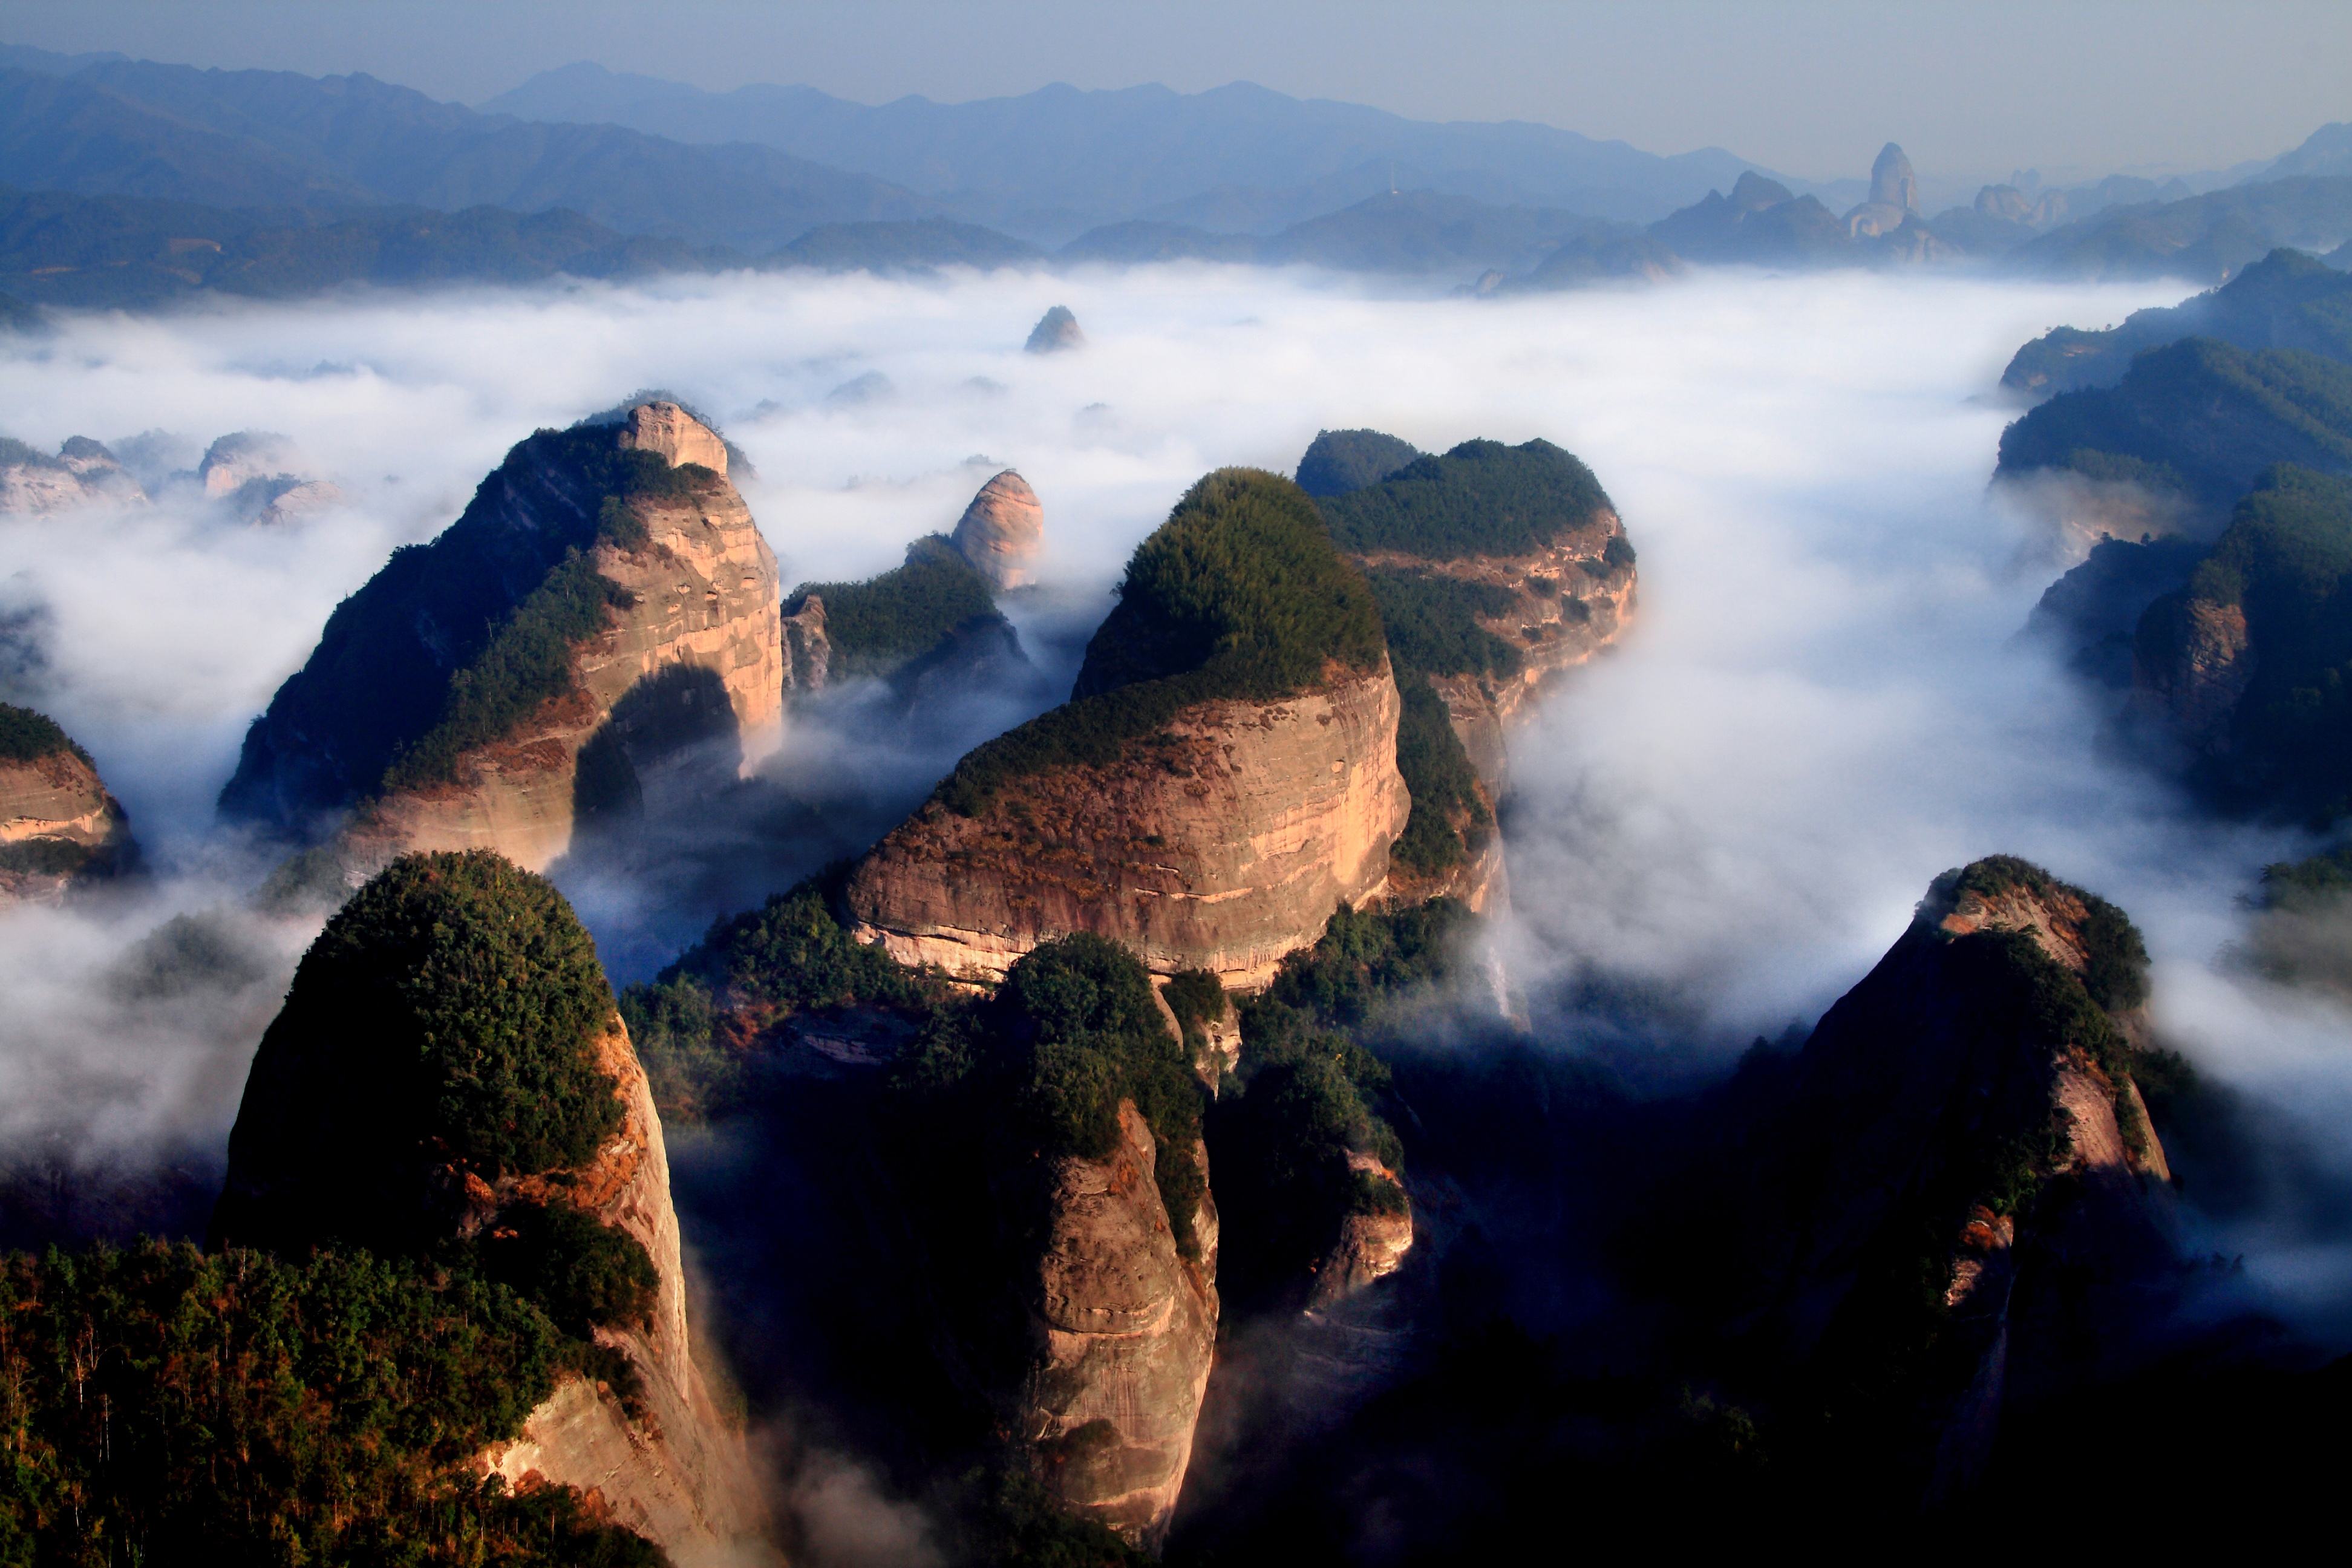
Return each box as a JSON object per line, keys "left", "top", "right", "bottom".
{"left": 3, "top": 261, "right": 2347, "bottom": 1326}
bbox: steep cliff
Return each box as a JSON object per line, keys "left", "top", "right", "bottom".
{"left": 1710, "top": 855, "right": 2177, "bottom": 1499}
{"left": 952, "top": 468, "right": 1045, "bottom": 590}
{"left": 222, "top": 400, "right": 781, "bottom": 873}
{"left": 213, "top": 852, "right": 764, "bottom": 1563}
{"left": 2125, "top": 465, "right": 2352, "bottom": 818}
{"left": 0, "top": 703, "right": 136, "bottom": 904}
{"left": 848, "top": 468, "right": 1406, "bottom": 988}
{"left": 1317, "top": 436, "right": 1637, "bottom": 904}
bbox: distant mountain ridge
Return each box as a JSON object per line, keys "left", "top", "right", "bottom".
{"left": 482, "top": 61, "right": 1794, "bottom": 237}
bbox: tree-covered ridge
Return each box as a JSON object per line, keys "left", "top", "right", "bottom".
{"left": 1295, "top": 428, "right": 1424, "bottom": 498}
{"left": 2001, "top": 248, "right": 2352, "bottom": 400}
{"left": 215, "top": 851, "right": 625, "bottom": 1255}
{"left": 1365, "top": 569, "right": 1525, "bottom": 681}
{"left": 0, "top": 1243, "right": 662, "bottom": 1567}
{"left": 2140, "top": 466, "right": 2352, "bottom": 817}
{"left": 1388, "top": 679, "right": 1493, "bottom": 876}
{"left": 1317, "top": 438, "right": 1615, "bottom": 560}
{"left": 936, "top": 468, "right": 1386, "bottom": 815}
{"left": 1995, "top": 338, "right": 2352, "bottom": 509}
{"left": 0, "top": 702, "right": 86, "bottom": 765}
{"left": 223, "top": 419, "right": 718, "bottom": 818}
{"left": 1938, "top": 854, "right": 2152, "bottom": 1013}
{"left": 788, "top": 534, "right": 1000, "bottom": 679}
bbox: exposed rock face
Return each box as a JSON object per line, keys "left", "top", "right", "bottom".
{"left": 1016, "top": 1099, "right": 1217, "bottom": 1546}
{"left": 479, "top": 1017, "right": 765, "bottom": 1562}
{"left": 1025, "top": 304, "right": 1085, "bottom": 353}
{"left": 0, "top": 739, "right": 136, "bottom": 904}
{"left": 1308, "top": 1153, "right": 1412, "bottom": 1308}
{"left": 2024, "top": 534, "right": 2206, "bottom": 688}
{"left": 1870, "top": 142, "right": 1922, "bottom": 213}
{"left": 617, "top": 399, "right": 730, "bottom": 475}
{"left": 850, "top": 664, "right": 1408, "bottom": 987}
{"left": 224, "top": 402, "right": 782, "bottom": 873}
{"left": 2132, "top": 592, "right": 2256, "bottom": 750}
{"left": 781, "top": 593, "right": 831, "bottom": 693}
{"left": 0, "top": 436, "right": 148, "bottom": 513}
{"left": 952, "top": 468, "right": 1045, "bottom": 589}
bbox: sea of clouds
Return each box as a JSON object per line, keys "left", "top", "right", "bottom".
{"left": 2, "top": 259, "right": 2348, "bottom": 1329}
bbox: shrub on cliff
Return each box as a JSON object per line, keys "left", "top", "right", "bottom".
{"left": 789, "top": 534, "right": 1001, "bottom": 679}
{"left": 1318, "top": 437, "right": 1614, "bottom": 560}
{"left": 0, "top": 1241, "right": 659, "bottom": 1566}
{"left": 1390, "top": 678, "right": 1493, "bottom": 876}
{"left": 937, "top": 468, "right": 1385, "bottom": 814}
{"left": 0, "top": 702, "right": 86, "bottom": 765}
{"left": 217, "top": 851, "right": 624, "bottom": 1255}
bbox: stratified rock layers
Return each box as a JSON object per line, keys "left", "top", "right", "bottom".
{"left": 0, "top": 745, "right": 135, "bottom": 904}
{"left": 848, "top": 665, "right": 1410, "bottom": 988}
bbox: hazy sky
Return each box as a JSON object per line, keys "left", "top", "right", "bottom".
{"left": 6, "top": 0, "right": 2347, "bottom": 185}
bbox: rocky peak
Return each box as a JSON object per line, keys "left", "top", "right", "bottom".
{"left": 0, "top": 702, "right": 137, "bottom": 905}
{"left": 1728, "top": 169, "right": 1796, "bottom": 211}
{"left": 1870, "top": 142, "right": 1921, "bottom": 212}
{"left": 615, "top": 399, "right": 728, "bottom": 477}
{"left": 1025, "top": 304, "right": 1085, "bottom": 353}
{"left": 0, "top": 434, "right": 149, "bottom": 513}
{"left": 951, "top": 467, "right": 1044, "bottom": 589}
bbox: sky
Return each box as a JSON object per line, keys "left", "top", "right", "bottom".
{"left": 4, "top": 0, "right": 2347, "bottom": 186}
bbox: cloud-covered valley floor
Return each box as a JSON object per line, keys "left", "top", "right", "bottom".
{"left": 4, "top": 261, "right": 2348, "bottom": 1331}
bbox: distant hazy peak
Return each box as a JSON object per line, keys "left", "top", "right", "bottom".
{"left": 1870, "top": 142, "right": 1921, "bottom": 213}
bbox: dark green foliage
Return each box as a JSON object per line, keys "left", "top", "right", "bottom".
{"left": 477, "top": 1200, "right": 659, "bottom": 1341}
{"left": 2002, "top": 248, "right": 2352, "bottom": 399}
{"left": 1390, "top": 677, "right": 1491, "bottom": 875}
{"left": 2143, "top": 467, "right": 2352, "bottom": 815}
{"left": 217, "top": 852, "right": 622, "bottom": 1255}
{"left": 0, "top": 1241, "right": 660, "bottom": 1566}
{"left": 0, "top": 839, "right": 96, "bottom": 877}
{"left": 944, "top": 1467, "right": 1149, "bottom": 1568}
{"left": 0, "top": 702, "right": 83, "bottom": 764}
{"left": 1318, "top": 437, "right": 1614, "bottom": 560}
{"left": 1996, "top": 338, "right": 2352, "bottom": 509}
{"left": 1295, "top": 428, "right": 1423, "bottom": 498}
{"left": 2260, "top": 842, "right": 2352, "bottom": 908}
{"left": 789, "top": 535, "right": 998, "bottom": 679}
{"left": 1266, "top": 898, "right": 1475, "bottom": 1028}
{"left": 619, "top": 973, "right": 730, "bottom": 1121}
{"left": 1942, "top": 855, "right": 2151, "bottom": 1013}
{"left": 1365, "top": 569, "right": 1523, "bottom": 679}
{"left": 1162, "top": 969, "right": 1227, "bottom": 1064}
{"left": 224, "top": 423, "right": 706, "bottom": 819}
{"left": 890, "top": 936, "right": 1207, "bottom": 1255}
{"left": 938, "top": 468, "right": 1385, "bottom": 814}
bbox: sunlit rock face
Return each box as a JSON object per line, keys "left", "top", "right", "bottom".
{"left": 848, "top": 663, "right": 1410, "bottom": 989}
{"left": 952, "top": 468, "right": 1045, "bottom": 590}
{"left": 0, "top": 436, "right": 148, "bottom": 514}
{"left": 0, "top": 714, "right": 136, "bottom": 906}
{"left": 222, "top": 400, "right": 781, "bottom": 875}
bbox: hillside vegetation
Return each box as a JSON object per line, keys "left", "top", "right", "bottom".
{"left": 789, "top": 535, "right": 1000, "bottom": 679}
{"left": 0, "top": 702, "right": 85, "bottom": 765}
{"left": 1996, "top": 338, "right": 2352, "bottom": 509}
{"left": 1319, "top": 437, "right": 1613, "bottom": 559}
{"left": 936, "top": 468, "right": 1385, "bottom": 815}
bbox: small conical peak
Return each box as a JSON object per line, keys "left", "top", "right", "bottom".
{"left": 616, "top": 399, "right": 728, "bottom": 477}
{"left": 952, "top": 468, "right": 1045, "bottom": 590}
{"left": 1025, "top": 304, "right": 1085, "bottom": 354}
{"left": 1870, "top": 142, "right": 1921, "bottom": 213}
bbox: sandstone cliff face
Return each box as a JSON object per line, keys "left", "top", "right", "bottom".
{"left": 781, "top": 594, "right": 830, "bottom": 694}
{"left": 480, "top": 1015, "right": 765, "bottom": 1564}
{"left": 1014, "top": 1100, "right": 1217, "bottom": 1547}
{"left": 2132, "top": 592, "right": 2256, "bottom": 753}
{"left": 847, "top": 662, "right": 1410, "bottom": 988}
{"left": 1308, "top": 1153, "right": 1412, "bottom": 1308}
{"left": 0, "top": 746, "right": 136, "bottom": 904}
{"left": 235, "top": 402, "right": 782, "bottom": 874}
{"left": 952, "top": 469, "right": 1045, "bottom": 590}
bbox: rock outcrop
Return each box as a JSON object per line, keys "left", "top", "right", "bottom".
{"left": 0, "top": 436, "right": 148, "bottom": 514}
{"left": 0, "top": 704, "right": 136, "bottom": 904}
{"left": 1725, "top": 855, "right": 2177, "bottom": 1498}
{"left": 848, "top": 468, "right": 1406, "bottom": 988}
{"left": 1845, "top": 142, "right": 1921, "bottom": 238}
{"left": 213, "top": 852, "right": 763, "bottom": 1564}
{"left": 951, "top": 468, "right": 1045, "bottom": 590}
{"left": 222, "top": 400, "right": 782, "bottom": 874}
{"left": 1017, "top": 1099, "right": 1217, "bottom": 1546}
{"left": 1025, "top": 304, "right": 1085, "bottom": 353}
{"left": 197, "top": 430, "right": 344, "bottom": 524}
